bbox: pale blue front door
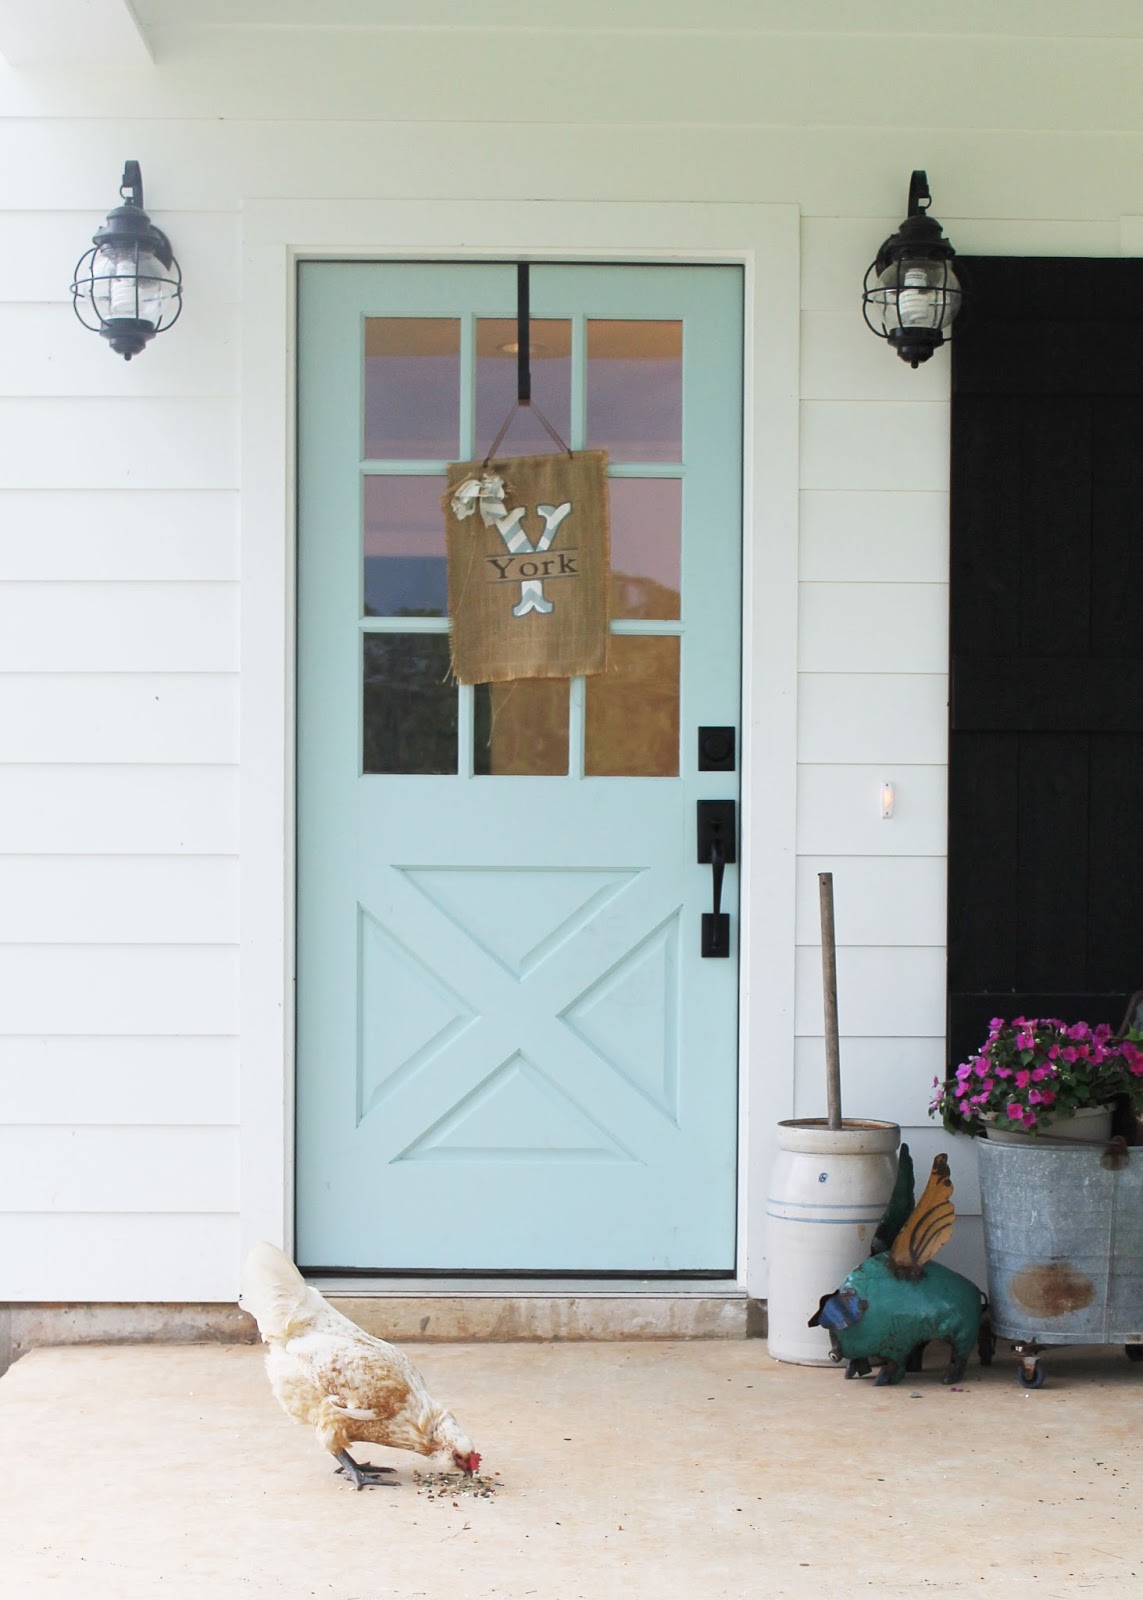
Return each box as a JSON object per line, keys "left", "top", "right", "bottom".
{"left": 296, "top": 261, "right": 742, "bottom": 1271}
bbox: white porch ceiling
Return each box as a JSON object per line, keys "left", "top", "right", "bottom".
{"left": 3, "top": 1, "right": 1143, "bottom": 71}
{"left": 0, "top": 0, "right": 150, "bottom": 66}
{"left": 130, "top": 0, "right": 1143, "bottom": 36}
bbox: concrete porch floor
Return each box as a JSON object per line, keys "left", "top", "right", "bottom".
{"left": 1, "top": 1341, "right": 1141, "bottom": 1599}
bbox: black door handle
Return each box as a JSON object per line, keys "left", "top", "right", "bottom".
{"left": 697, "top": 800, "right": 736, "bottom": 958}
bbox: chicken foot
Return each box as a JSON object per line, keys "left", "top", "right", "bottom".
{"left": 333, "top": 1449, "right": 399, "bottom": 1489}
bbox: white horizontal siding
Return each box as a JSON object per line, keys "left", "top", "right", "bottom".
{"left": 0, "top": 1212, "right": 240, "bottom": 1300}
{"left": 799, "top": 493, "right": 948, "bottom": 584}
{"left": 0, "top": 946, "right": 238, "bottom": 1034}
{"left": 801, "top": 309, "right": 949, "bottom": 404}
{"left": 0, "top": 491, "right": 238, "bottom": 581}
{"left": 798, "top": 583, "right": 948, "bottom": 675}
{"left": 0, "top": 766, "right": 237, "bottom": 853}
{"left": 0, "top": 675, "right": 238, "bottom": 763}
{"left": 797, "top": 674, "right": 948, "bottom": 766}
{"left": 794, "top": 192, "right": 957, "bottom": 1280}
{"left": 0, "top": 1037, "right": 239, "bottom": 1124}
{"left": 0, "top": 303, "right": 239, "bottom": 398}
{"left": 0, "top": 119, "right": 1141, "bottom": 222}
{"left": 7, "top": 20, "right": 1143, "bottom": 133}
{"left": 793, "top": 1036, "right": 946, "bottom": 1128}
{"left": 0, "top": 398, "right": 237, "bottom": 489}
{"left": 794, "top": 856, "right": 945, "bottom": 947}
{"left": 794, "top": 945, "right": 946, "bottom": 1038}
{"left": 0, "top": 583, "right": 238, "bottom": 673}
{"left": 801, "top": 401, "right": 951, "bottom": 492}
{"left": 797, "top": 764, "right": 948, "bottom": 857}
{"left": 0, "top": 857, "right": 238, "bottom": 943}
{"left": 0, "top": 211, "right": 240, "bottom": 306}
{"left": 0, "top": 1126, "right": 239, "bottom": 1213}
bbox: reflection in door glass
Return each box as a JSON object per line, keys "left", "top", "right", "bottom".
{"left": 363, "top": 634, "right": 456, "bottom": 774}
{"left": 364, "top": 475, "right": 448, "bottom": 618}
{"left": 609, "top": 478, "right": 681, "bottom": 620}
{"left": 586, "top": 320, "right": 682, "bottom": 462}
{"left": 364, "top": 318, "right": 460, "bottom": 460}
{"left": 474, "top": 679, "right": 569, "bottom": 776}
{"left": 585, "top": 636, "right": 680, "bottom": 777}
{"left": 476, "top": 319, "right": 571, "bottom": 457}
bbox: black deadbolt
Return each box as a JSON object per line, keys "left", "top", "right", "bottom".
{"left": 698, "top": 726, "right": 736, "bottom": 772}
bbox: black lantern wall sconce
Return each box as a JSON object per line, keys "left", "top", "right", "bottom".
{"left": 71, "top": 161, "right": 182, "bottom": 360}
{"left": 862, "top": 170, "right": 963, "bottom": 368}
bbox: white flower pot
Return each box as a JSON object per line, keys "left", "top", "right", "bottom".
{"left": 983, "top": 1103, "right": 1114, "bottom": 1146}
{"left": 766, "top": 1118, "right": 900, "bottom": 1366}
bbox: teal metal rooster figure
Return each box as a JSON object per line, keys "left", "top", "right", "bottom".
{"left": 809, "top": 1150, "right": 990, "bottom": 1386}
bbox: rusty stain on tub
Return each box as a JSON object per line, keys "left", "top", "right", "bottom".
{"left": 1009, "top": 1262, "right": 1096, "bottom": 1317}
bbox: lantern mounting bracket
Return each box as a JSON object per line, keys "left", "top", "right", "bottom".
{"left": 120, "top": 160, "right": 144, "bottom": 208}
{"left": 907, "top": 169, "right": 931, "bottom": 217}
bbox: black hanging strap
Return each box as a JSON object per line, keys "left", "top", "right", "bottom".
{"left": 481, "top": 262, "right": 573, "bottom": 465}
{"left": 517, "top": 261, "right": 531, "bottom": 404}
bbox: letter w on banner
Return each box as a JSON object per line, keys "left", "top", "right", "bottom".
{"left": 443, "top": 450, "right": 611, "bottom": 684}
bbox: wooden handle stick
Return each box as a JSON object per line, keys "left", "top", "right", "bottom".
{"left": 819, "top": 871, "right": 843, "bottom": 1130}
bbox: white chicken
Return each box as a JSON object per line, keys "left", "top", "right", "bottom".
{"left": 240, "top": 1242, "right": 482, "bottom": 1490}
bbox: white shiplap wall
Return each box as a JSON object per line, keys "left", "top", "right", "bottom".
{"left": 794, "top": 212, "right": 955, "bottom": 1210}
{"left": 0, "top": 186, "right": 241, "bottom": 1295}
{"left": 0, "top": 0, "right": 1138, "bottom": 1298}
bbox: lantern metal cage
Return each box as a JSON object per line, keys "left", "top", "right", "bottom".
{"left": 862, "top": 170, "right": 963, "bottom": 368}
{"left": 71, "top": 161, "right": 182, "bottom": 360}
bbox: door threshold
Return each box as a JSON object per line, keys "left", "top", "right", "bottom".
{"left": 310, "top": 1275, "right": 746, "bottom": 1295}
{"left": 312, "top": 1278, "right": 761, "bottom": 1342}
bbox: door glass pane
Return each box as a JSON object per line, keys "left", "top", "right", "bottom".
{"left": 364, "top": 474, "right": 448, "bottom": 618}
{"left": 363, "top": 634, "right": 456, "bottom": 774}
{"left": 610, "top": 479, "right": 682, "bottom": 620}
{"left": 585, "top": 636, "right": 680, "bottom": 777}
{"left": 364, "top": 318, "right": 460, "bottom": 460}
{"left": 586, "top": 320, "right": 682, "bottom": 462}
{"left": 476, "top": 319, "right": 571, "bottom": 457}
{"left": 474, "top": 679, "right": 569, "bottom": 775}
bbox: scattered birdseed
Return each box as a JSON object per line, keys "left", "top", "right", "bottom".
{"left": 412, "top": 1469, "right": 500, "bottom": 1501}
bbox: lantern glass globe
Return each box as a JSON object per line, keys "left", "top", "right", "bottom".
{"left": 870, "top": 257, "right": 961, "bottom": 334}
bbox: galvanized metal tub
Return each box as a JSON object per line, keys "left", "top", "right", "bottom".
{"left": 977, "top": 1137, "right": 1143, "bottom": 1346}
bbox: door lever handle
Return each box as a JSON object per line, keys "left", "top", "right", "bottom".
{"left": 697, "top": 799, "right": 735, "bottom": 958}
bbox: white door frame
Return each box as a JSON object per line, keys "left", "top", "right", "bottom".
{"left": 239, "top": 198, "right": 800, "bottom": 1297}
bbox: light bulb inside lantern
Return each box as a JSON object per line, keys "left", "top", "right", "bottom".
{"left": 91, "top": 244, "right": 139, "bottom": 322}
{"left": 897, "top": 266, "right": 932, "bottom": 328}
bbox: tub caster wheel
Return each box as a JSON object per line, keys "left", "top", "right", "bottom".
{"left": 1125, "top": 1345, "right": 1143, "bottom": 1363}
{"left": 1018, "top": 1359, "right": 1045, "bottom": 1389}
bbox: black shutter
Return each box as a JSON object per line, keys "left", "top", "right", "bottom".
{"left": 948, "top": 258, "right": 1143, "bottom": 1070}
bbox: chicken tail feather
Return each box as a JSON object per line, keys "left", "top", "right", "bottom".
{"left": 240, "top": 1241, "right": 311, "bottom": 1340}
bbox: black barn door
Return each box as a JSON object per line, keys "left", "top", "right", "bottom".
{"left": 948, "top": 258, "right": 1143, "bottom": 1071}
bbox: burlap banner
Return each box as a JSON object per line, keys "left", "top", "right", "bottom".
{"left": 443, "top": 449, "right": 611, "bottom": 685}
